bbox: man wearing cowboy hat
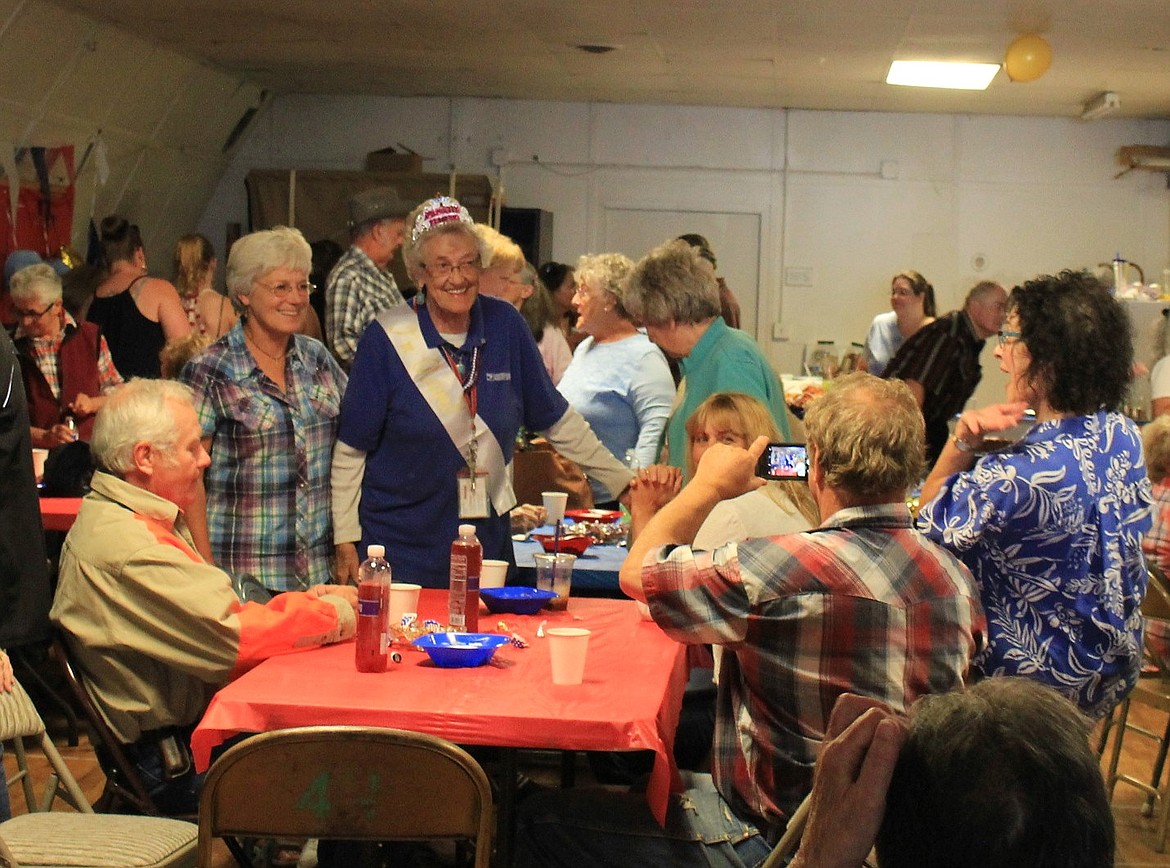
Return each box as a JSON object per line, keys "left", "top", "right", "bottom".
{"left": 325, "top": 186, "right": 412, "bottom": 370}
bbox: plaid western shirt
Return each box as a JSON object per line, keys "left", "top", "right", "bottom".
{"left": 883, "top": 309, "right": 985, "bottom": 464}
{"left": 641, "top": 503, "right": 983, "bottom": 834}
{"left": 16, "top": 311, "right": 122, "bottom": 399}
{"left": 181, "top": 324, "right": 346, "bottom": 592}
{"left": 1144, "top": 482, "right": 1170, "bottom": 575}
{"left": 324, "top": 245, "right": 404, "bottom": 367}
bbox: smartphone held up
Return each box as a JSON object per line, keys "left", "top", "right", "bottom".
{"left": 756, "top": 443, "right": 809, "bottom": 481}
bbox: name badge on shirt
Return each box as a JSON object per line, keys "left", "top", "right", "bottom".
{"left": 458, "top": 468, "right": 490, "bottom": 518}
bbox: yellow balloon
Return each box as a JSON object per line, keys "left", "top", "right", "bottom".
{"left": 1005, "top": 33, "right": 1052, "bottom": 83}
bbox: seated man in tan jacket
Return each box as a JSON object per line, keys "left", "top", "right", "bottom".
{"left": 51, "top": 378, "right": 357, "bottom": 814}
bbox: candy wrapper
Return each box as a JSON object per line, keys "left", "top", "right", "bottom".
{"left": 496, "top": 619, "right": 529, "bottom": 648}
{"left": 390, "top": 614, "right": 446, "bottom": 649}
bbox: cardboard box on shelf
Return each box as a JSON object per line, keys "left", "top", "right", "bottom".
{"left": 365, "top": 147, "right": 423, "bottom": 173}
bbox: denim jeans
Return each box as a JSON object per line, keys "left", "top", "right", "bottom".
{"left": 513, "top": 773, "right": 773, "bottom": 868}
{"left": 117, "top": 736, "right": 205, "bottom": 816}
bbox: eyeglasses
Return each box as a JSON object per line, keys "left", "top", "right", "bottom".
{"left": 255, "top": 280, "right": 315, "bottom": 298}
{"left": 890, "top": 287, "right": 915, "bottom": 298}
{"left": 997, "top": 329, "right": 1022, "bottom": 347}
{"left": 13, "top": 301, "right": 55, "bottom": 320}
{"left": 425, "top": 261, "right": 480, "bottom": 281}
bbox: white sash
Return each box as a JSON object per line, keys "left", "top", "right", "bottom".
{"left": 376, "top": 305, "right": 516, "bottom": 516}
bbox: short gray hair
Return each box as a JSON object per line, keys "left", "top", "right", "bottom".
{"left": 91, "top": 379, "right": 196, "bottom": 476}
{"left": 9, "top": 263, "right": 62, "bottom": 305}
{"left": 623, "top": 239, "right": 720, "bottom": 326}
{"left": 225, "top": 226, "right": 312, "bottom": 303}
{"left": 576, "top": 253, "right": 634, "bottom": 320}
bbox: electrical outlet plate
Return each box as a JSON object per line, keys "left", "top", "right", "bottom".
{"left": 785, "top": 267, "right": 813, "bottom": 287}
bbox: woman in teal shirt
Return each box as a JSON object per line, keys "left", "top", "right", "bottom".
{"left": 624, "top": 239, "right": 790, "bottom": 477}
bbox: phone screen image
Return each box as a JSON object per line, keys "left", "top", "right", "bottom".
{"left": 756, "top": 443, "right": 809, "bottom": 481}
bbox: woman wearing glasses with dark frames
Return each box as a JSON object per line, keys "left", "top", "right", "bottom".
{"left": 9, "top": 261, "right": 123, "bottom": 447}
{"left": 180, "top": 227, "right": 347, "bottom": 594}
{"left": 916, "top": 270, "right": 1152, "bottom": 720}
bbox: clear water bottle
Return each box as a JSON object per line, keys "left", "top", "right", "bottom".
{"left": 807, "top": 340, "right": 839, "bottom": 379}
{"left": 355, "top": 544, "right": 392, "bottom": 673}
{"left": 449, "top": 524, "right": 482, "bottom": 633}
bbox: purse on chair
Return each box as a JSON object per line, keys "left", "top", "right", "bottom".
{"left": 511, "top": 436, "right": 594, "bottom": 510}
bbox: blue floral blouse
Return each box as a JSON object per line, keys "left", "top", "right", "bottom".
{"left": 917, "top": 410, "right": 1153, "bottom": 718}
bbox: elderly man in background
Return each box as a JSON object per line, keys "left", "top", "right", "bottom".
{"left": 9, "top": 262, "right": 123, "bottom": 447}
{"left": 51, "top": 379, "right": 357, "bottom": 814}
{"left": 515, "top": 373, "right": 982, "bottom": 868}
{"left": 325, "top": 186, "right": 412, "bottom": 369}
{"left": 882, "top": 279, "right": 1007, "bottom": 466}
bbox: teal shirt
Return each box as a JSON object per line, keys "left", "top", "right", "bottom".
{"left": 665, "top": 317, "right": 791, "bottom": 474}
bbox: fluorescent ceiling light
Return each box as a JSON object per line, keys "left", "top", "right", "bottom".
{"left": 886, "top": 60, "right": 1000, "bottom": 90}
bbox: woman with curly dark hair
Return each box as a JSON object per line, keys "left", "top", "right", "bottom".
{"left": 916, "top": 270, "right": 1153, "bottom": 719}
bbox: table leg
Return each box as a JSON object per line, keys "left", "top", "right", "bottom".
{"left": 495, "top": 748, "right": 517, "bottom": 868}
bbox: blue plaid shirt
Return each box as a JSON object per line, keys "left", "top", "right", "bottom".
{"left": 181, "top": 323, "right": 346, "bottom": 592}
{"left": 324, "top": 245, "right": 404, "bottom": 368}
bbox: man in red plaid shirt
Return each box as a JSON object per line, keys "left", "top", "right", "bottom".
{"left": 516, "top": 373, "right": 984, "bottom": 868}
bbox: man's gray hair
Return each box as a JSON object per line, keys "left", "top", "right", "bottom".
{"left": 91, "top": 379, "right": 196, "bottom": 476}
{"left": 225, "top": 226, "right": 312, "bottom": 303}
{"left": 9, "top": 263, "right": 62, "bottom": 305}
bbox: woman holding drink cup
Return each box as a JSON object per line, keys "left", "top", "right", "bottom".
{"left": 331, "top": 196, "right": 632, "bottom": 589}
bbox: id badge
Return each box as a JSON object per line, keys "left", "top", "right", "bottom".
{"left": 458, "top": 468, "right": 490, "bottom": 518}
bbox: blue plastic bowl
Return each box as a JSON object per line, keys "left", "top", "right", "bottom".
{"left": 480, "top": 586, "right": 559, "bottom": 616}
{"left": 412, "top": 632, "right": 510, "bottom": 668}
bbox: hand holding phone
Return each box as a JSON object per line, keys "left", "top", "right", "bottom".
{"left": 756, "top": 443, "right": 809, "bottom": 481}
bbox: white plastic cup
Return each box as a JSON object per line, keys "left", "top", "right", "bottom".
{"left": 388, "top": 582, "right": 422, "bottom": 624}
{"left": 546, "top": 627, "right": 591, "bottom": 685}
{"left": 542, "top": 491, "right": 569, "bottom": 524}
{"left": 31, "top": 448, "right": 48, "bottom": 483}
{"left": 481, "top": 559, "right": 509, "bottom": 589}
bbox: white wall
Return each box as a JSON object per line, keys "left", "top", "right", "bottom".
{"left": 200, "top": 95, "right": 1170, "bottom": 408}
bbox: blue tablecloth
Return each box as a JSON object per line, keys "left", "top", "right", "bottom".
{"left": 512, "top": 528, "right": 627, "bottom": 597}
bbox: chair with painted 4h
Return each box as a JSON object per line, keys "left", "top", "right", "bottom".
{"left": 196, "top": 726, "right": 495, "bottom": 868}
{"left": 0, "top": 673, "right": 197, "bottom": 868}
{"left": 1105, "top": 564, "right": 1170, "bottom": 852}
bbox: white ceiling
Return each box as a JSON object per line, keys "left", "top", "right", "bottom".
{"left": 54, "top": 0, "right": 1170, "bottom": 119}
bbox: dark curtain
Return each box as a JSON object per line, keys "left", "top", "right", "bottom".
{"left": 0, "top": 327, "right": 51, "bottom": 648}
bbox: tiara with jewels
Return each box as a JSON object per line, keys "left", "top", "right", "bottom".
{"left": 410, "top": 196, "right": 474, "bottom": 243}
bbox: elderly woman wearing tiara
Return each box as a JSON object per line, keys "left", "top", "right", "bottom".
{"left": 331, "top": 197, "right": 633, "bottom": 588}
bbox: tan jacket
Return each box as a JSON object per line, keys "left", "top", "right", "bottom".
{"left": 51, "top": 471, "right": 355, "bottom": 743}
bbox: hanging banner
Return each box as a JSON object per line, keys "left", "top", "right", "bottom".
{"left": 0, "top": 145, "right": 76, "bottom": 265}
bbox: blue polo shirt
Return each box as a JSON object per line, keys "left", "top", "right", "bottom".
{"left": 338, "top": 294, "right": 567, "bottom": 587}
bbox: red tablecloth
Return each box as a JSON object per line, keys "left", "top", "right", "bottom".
{"left": 192, "top": 591, "right": 687, "bottom": 824}
{"left": 39, "top": 497, "right": 82, "bottom": 531}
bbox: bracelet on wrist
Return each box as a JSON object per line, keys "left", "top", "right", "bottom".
{"left": 952, "top": 434, "right": 978, "bottom": 453}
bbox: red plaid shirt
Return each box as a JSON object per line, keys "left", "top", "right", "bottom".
{"left": 1143, "top": 482, "right": 1170, "bottom": 574}
{"left": 15, "top": 312, "right": 122, "bottom": 399}
{"left": 641, "top": 503, "right": 983, "bottom": 834}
